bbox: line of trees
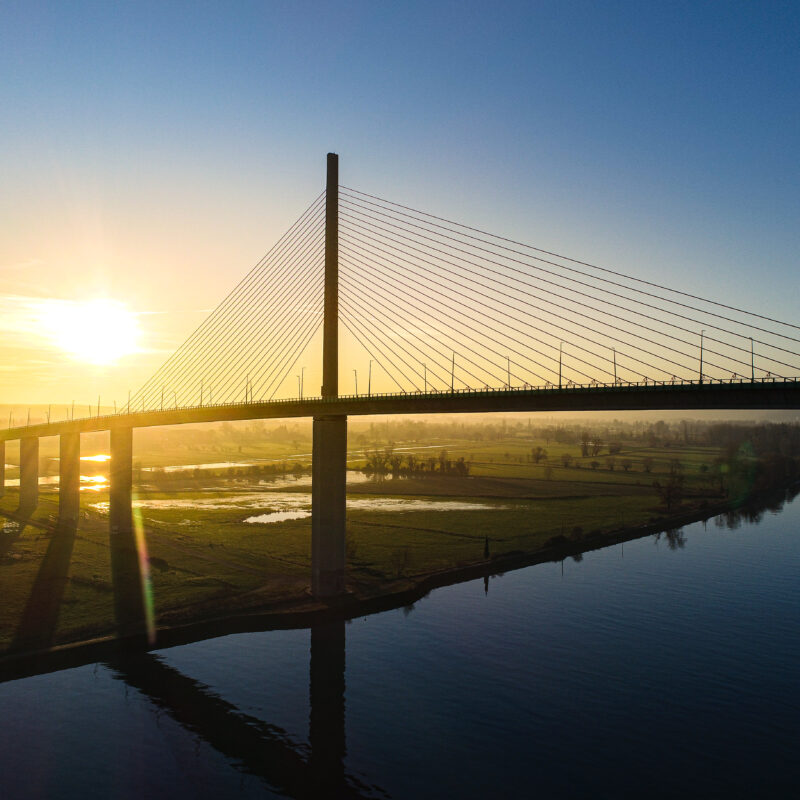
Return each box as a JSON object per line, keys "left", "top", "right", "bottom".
{"left": 142, "top": 460, "right": 310, "bottom": 488}
{"left": 361, "top": 447, "right": 471, "bottom": 481}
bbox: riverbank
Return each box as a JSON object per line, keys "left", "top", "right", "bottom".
{"left": 0, "top": 471, "right": 697, "bottom": 656}
{"left": 1, "top": 482, "right": 793, "bottom": 684}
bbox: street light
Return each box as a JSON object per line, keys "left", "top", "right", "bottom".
{"left": 699, "top": 330, "right": 705, "bottom": 384}
{"left": 354, "top": 369, "right": 358, "bottom": 396}
{"left": 368, "top": 360, "right": 373, "bottom": 396}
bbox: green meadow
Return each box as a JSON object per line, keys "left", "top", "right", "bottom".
{"left": 0, "top": 418, "right": 770, "bottom": 654}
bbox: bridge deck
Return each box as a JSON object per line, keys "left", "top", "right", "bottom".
{"left": 3, "top": 379, "right": 800, "bottom": 442}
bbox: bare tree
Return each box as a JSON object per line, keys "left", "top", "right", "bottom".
{"left": 531, "top": 446, "right": 548, "bottom": 463}
{"left": 653, "top": 460, "right": 685, "bottom": 511}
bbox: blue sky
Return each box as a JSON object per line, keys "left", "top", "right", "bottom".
{"left": 1, "top": 1, "right": 798, "bottom": 402}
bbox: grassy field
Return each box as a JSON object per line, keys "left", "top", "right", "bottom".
{"left": 0, "top": 433, "right": 729, "bottom": 654}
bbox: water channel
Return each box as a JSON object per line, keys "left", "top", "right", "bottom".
{"left": 1, "top": 493, "right": 799, "bottom": 798}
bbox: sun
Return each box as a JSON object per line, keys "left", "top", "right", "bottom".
{"left": 39, "top": 298, "right": 140, "bottom": 365}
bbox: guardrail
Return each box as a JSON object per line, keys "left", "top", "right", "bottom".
{"left": 6, "top": 376, "right": 800, "bottom": 435}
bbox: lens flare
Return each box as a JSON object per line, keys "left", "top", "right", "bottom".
{"left": 132, "top": 495, "right": 155, "bottom": 645}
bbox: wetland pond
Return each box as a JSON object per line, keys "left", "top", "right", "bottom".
{"left": 1, "top": 493, "right": 799, "bottom": 798}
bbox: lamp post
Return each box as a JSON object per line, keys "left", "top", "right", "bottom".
{"left": 699, "top": 330, "right": 705, "bottom": 384}
{"left": 368, "top": 360, "right": 373, "bottom": 396}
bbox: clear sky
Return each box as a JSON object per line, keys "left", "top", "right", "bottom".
{"left": 1, "top": 1, "right": 798, "bottom": 407}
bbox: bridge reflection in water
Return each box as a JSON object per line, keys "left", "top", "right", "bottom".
{"left": 108, "top": 621, "right": 381, "bottom": 799}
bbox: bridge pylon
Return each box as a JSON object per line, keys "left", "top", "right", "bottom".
{"left": 19, "top": 437, "right": 39, "bottom": 514}
{"left": 312, "top": 153, "right": 347, "bottom": 597}
{"left": 58, "top": 432, "right": 80, "bottom": 523}
{"left": 109, "top": 426, "right": 147, "bottom": 637}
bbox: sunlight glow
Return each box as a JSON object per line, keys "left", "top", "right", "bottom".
{"left": 79, "top": 475, "right": 109, "bottom": 492}
{"left": 38, "top": 298, "right": 140, "bottom": 365}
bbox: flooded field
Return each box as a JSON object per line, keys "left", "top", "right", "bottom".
{"left": 89, "top": 487, "right": 507, "bottom": 522}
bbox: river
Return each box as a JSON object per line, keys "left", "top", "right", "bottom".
{"left": 1, "top": 493, "right": 799, "bottom": 798}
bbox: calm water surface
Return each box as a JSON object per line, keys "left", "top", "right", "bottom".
{"left": 2, "top": 497, "right": 799, "bottom": 798}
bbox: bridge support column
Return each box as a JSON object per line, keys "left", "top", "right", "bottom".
{"left": 109, "top": 426, "right": 146, "bottom": 637}
{"left": 110, "top": 427, "right": 133, "bottom": 536}
{"left": 59, "top": 432, "right": 80, "bottom": 523}
{"left": 19, "top": 437, "right": 39, "bottom": 513}
{"left": 311, "top": 415, "right": 347, "bottom": 597}
{"left": 0, "top": 441, "right": 5, "bottom": 499}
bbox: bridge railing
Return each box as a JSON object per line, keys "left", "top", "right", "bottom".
{"left": 8, "top": 375, "right": 798, "bottom": 434}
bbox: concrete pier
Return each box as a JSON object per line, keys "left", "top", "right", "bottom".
{"left": 58, "top": 432, "right": 81, "bottom": 523}
{"left": 311, "top": 415, "right": 347, "bottom": 596}
{"left": 109, "top": 426, "right": 145, "bottom": 636}
{"left": 109, "top": 427, "right": 133, "bottom": 535}
{"left": 19, "top": 437, "right": 39, "bottom": 513}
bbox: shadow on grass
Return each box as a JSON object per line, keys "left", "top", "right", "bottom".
{"left": 10, "top": 519, "right": 77, "bottom": 653}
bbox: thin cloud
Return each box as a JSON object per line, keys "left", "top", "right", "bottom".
{"left": 0, "top": 258, "right": 43, "bottom": 272}
{"left": 137, "top": 308, "right": 214, "bottom": 315}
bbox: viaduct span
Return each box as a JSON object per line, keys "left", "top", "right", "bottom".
{"left": 2, "top": 154, "right": 799, "bottom": 628}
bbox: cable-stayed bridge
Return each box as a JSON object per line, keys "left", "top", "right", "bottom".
{"left": 2, "top": 154, "right": 799, "bottom": 611}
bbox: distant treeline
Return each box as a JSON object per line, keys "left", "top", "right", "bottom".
{"left": 83, "top": 416, "right": 800, "bottom": 456}
{"left": 361, "top": 447, "right": 471, "bottom": 481}
{"left": 140, "top": 460, "right": 310, "bottom": 488}
{"left": 135, "top": 421, "right": 311, "bottom": 452}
